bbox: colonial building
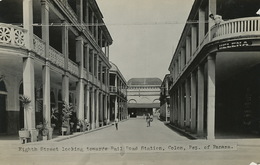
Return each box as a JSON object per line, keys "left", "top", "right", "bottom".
{"left": 168, "top": 0, "right": 260, "bottom": 139}
{"left": 159, "top": 74, "right": 171, "bottom": 122}
{"left": 109, "top": 62, "right": 128, "bottom": 122}
{"left": 0, "top": 0, "right": 112, "bottom": 141}
{"left": 127, "top": 78, "right": 161, "bottom": 118}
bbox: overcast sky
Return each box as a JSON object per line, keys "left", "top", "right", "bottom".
{"left": 96, "top": 0, "right": 194, "bottom": 81}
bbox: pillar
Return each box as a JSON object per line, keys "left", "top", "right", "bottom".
{"left": 197, "top": 65, "right": 204, "bottom": 136}
{"left": 190, "top": 72, "right": 197, "bottom": 132}
{"left": 76, "top": 37, "right": 84, "bottom": 120}
{"left": 191, "top": 25, "right": 197, "bottom": 55}
{"left": 180, "top": 84, "right": 185, "bottom": 128}
{"left": 85, "top": 84, "right": 90, "bottom": 121}
{"left": 95, "top": 89, "right": 99, "bottom": 128}
{"left": 207, "top": 55, "right": 216, "bottom": 140}
{"left": 185, "top": 78, "right": 191, "bottom": 129}
{"left": 22, "top": 54, "right": 36, "bottom": 140}
{"left": 41, "top": 0, "right": 51, "bottom": 130}
{"left": 104, "top": 94, "right": 108, "bottom": 123}
{"left": 199, "top": 8, "right": 205, "bottom": 46}
{"left": 42, "top": 62, "right": 51, "bottom": 128}
{"left": 91, "top": 86, "right": 95, "bottom": 129}
{"left": 186, "top": 36, "right": 191, "bottom": 63}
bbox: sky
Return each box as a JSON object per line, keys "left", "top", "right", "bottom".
{"left": 96, "top": 0, "right": 194, "bottom": 81}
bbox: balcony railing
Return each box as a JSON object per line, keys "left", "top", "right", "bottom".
{"left": 68, "top": 60, "right": 79, "bottom": 76}
{"left": 110, "top": 86, "right": 118, "bottom": 93}
{"left": 33, "top": 35, "right": 45, "bottom": 58}
{"left": 49, "top": 46, "right": 65, "bottom": 68}
{"left": 0, "top": 23, "right": 26, "bottom": 47}
{"left": 212, "top": 16, "right": 260, "bottom": 41}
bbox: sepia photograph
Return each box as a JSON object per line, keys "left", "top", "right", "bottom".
{"left": 0, "top": 0, "right": 260, "bottom": 164}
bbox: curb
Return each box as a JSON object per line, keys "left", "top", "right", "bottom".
{"left": 52, "top": 124, "right": 113, "bottom": 142}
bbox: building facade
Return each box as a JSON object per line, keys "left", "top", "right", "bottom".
{"left": 168, "top": 0, "right": 260, "bottom": 139}
{"left": 109, "top": 62, "right": 128, "bottom": 122}
{"left": 127, "top": 78, "right": 161, "bottom": 118}
{"left": 0, "top": 0, "right": 112, "bottom": 141}
{"left": 159, "top": 74, "right": 171, "bottom": 122}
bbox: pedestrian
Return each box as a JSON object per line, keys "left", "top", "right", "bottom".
{"left": 115, "top": 117, "right": 119, "bottom": 130}
{"left": 146, "top": 113, "right": 151, "bottom": 127}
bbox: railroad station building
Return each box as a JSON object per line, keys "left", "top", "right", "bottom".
{"left": 167, "top": 0, "right": 260, "bottom": 139}
{"left": 127, "top": 78, "right": 161, "bottom": 118}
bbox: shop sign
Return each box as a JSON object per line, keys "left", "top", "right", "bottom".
{"left": 218, "top": 40, "right": 252, "bottom": 50}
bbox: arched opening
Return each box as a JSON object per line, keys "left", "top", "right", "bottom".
{"left": 0, "top": 81, "right": 7, "bottom": 133}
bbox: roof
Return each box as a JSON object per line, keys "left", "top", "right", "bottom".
{"left": 128, "top": 78, "right": 162, "bottom": 86}
{"left": 109, "top": 61, "right": 127, "bottom": 84}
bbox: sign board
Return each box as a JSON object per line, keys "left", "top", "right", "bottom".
{"left": 218, "top": 40, "right": 252, "bottom": 50}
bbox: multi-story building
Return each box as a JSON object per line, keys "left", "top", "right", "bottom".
{"left": 168, "top": 0, "right": 260, "bottom": 139}
{"left": 0, "top": 0, "right": 112, "bottom": 141}
{"left": 127, "top": 78, "right": 161, "bottom": 118}
{"left": 159, "top": 74, "right": 171, "bottom": 122}
{"left": 109, "top": 62, "right": 128, "bottom": 122}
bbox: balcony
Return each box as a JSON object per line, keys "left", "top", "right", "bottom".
{"left": 110, "top": 86, "right": 118, "bottom": 93}
{"left": 211, "top": 16, "right": 260, "bottom": 41}
{"left": 0, "top": 23, "right": 26, "bottom": 47}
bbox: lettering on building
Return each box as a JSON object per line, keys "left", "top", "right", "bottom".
{"left": 218, "top": 40, "right": 252, "bottom": 50}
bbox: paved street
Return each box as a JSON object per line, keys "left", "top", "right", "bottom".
{"left": 0, "top": 118, "right": 260, "bottom": 165}
{"left": 61, "top": 118, "right": 188, "bottom": 144}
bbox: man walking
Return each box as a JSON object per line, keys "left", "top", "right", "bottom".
{"left": 115, "top": 117, "right": 119, "bottom": 130}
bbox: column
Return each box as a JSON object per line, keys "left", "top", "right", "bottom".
{"left": 85, "top": 84, "right": 90, "bottom": 121}
{"left": 41, "top": 0, "right": 51, "bottom": 130}
{"left": 177, "top": 87, "right": 181, "bottom": 126}
{"left": 174, "top": 90, "right": 178, "bottom": 124}
{"left": 186, "top": 36, "right": 191, "bottom": 63}
{"left": 84, "top": 44, "right": 90, "bottom": 74}
{"left": 199, "top": 8, "right": 205, "bottom": 46}
{"left": 190, "top": 72, "right": 197, "bottom": 132}
{"left": 107, "top": 95, "right": 110, "bottom": 123}
{"left": 99, "top": 92, "right": 103, "bottom": 126}
{"left": 197, "top": 65, "right": 204, "bottom": 136}
{"left": 185, "top": 78, "right": 191, "bottom": 129}
{"left": 23, "top": 0, "right": 37, "bottom": 142}
{"left": 62, "top": 21, "right": 69, "bottom": 70}
{"left": 42, "top": 62, "right": 51, "bottom": 128}
{"left": 76, "top": 0, "right": 83, "bottom": 23}
{"left": 23, "top": 0, "right": 33, "bottom": 50}
{"left": 180, "top": 84, "right": 185, "bottom": 128}
{"left": 95, "top": 19, "right": 99, "bottom": 42}
{"left": 115, "top": 96, "right": 118, "bottom": 120}
{"left": 76, "top": 37, "right": 84, "bottom": 120}
{"left": 191, "top": 25, "right": 197, "bottom": 55}
{"left": 104, "top": 94, "right": 108, "bottom": 124}
{"left": 23, "top": 54, "right": 36, "bottom": 141}
{"left": 207, "top": 55, "right": 216, "bottom": 140}
{"left": 62, "top": 75, "right": 69, "bottom": 104}
{"left": 181, "top": 48, "right": 186, "bottom": 70}
{"left": 208, "top": 0, "right": 217, "bottom": 41}
{"left": 95, "top": 89, "right": 99, "bottom": 128}
{"left": 91, "top": 86, "right": 95, "bottom": 129}
{"left": 76, "top": 80, "right": 84, "bottom": 120}
{"left": 91, "top": 50, "right": 95, "bottom": 76}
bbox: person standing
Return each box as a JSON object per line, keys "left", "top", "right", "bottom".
{"left": 146, "top": 113, "right": 151, "bottom": 127}
{"left": 115, "top": 117, "right": 119, "bottom": 130}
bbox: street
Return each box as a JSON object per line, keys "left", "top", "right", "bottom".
{"left": 0, "top": 118, "right": 260, "bottom": 165}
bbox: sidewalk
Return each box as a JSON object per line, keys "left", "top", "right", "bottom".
{"left": 165, "top": 122, "right": 260, "bottom": 147}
